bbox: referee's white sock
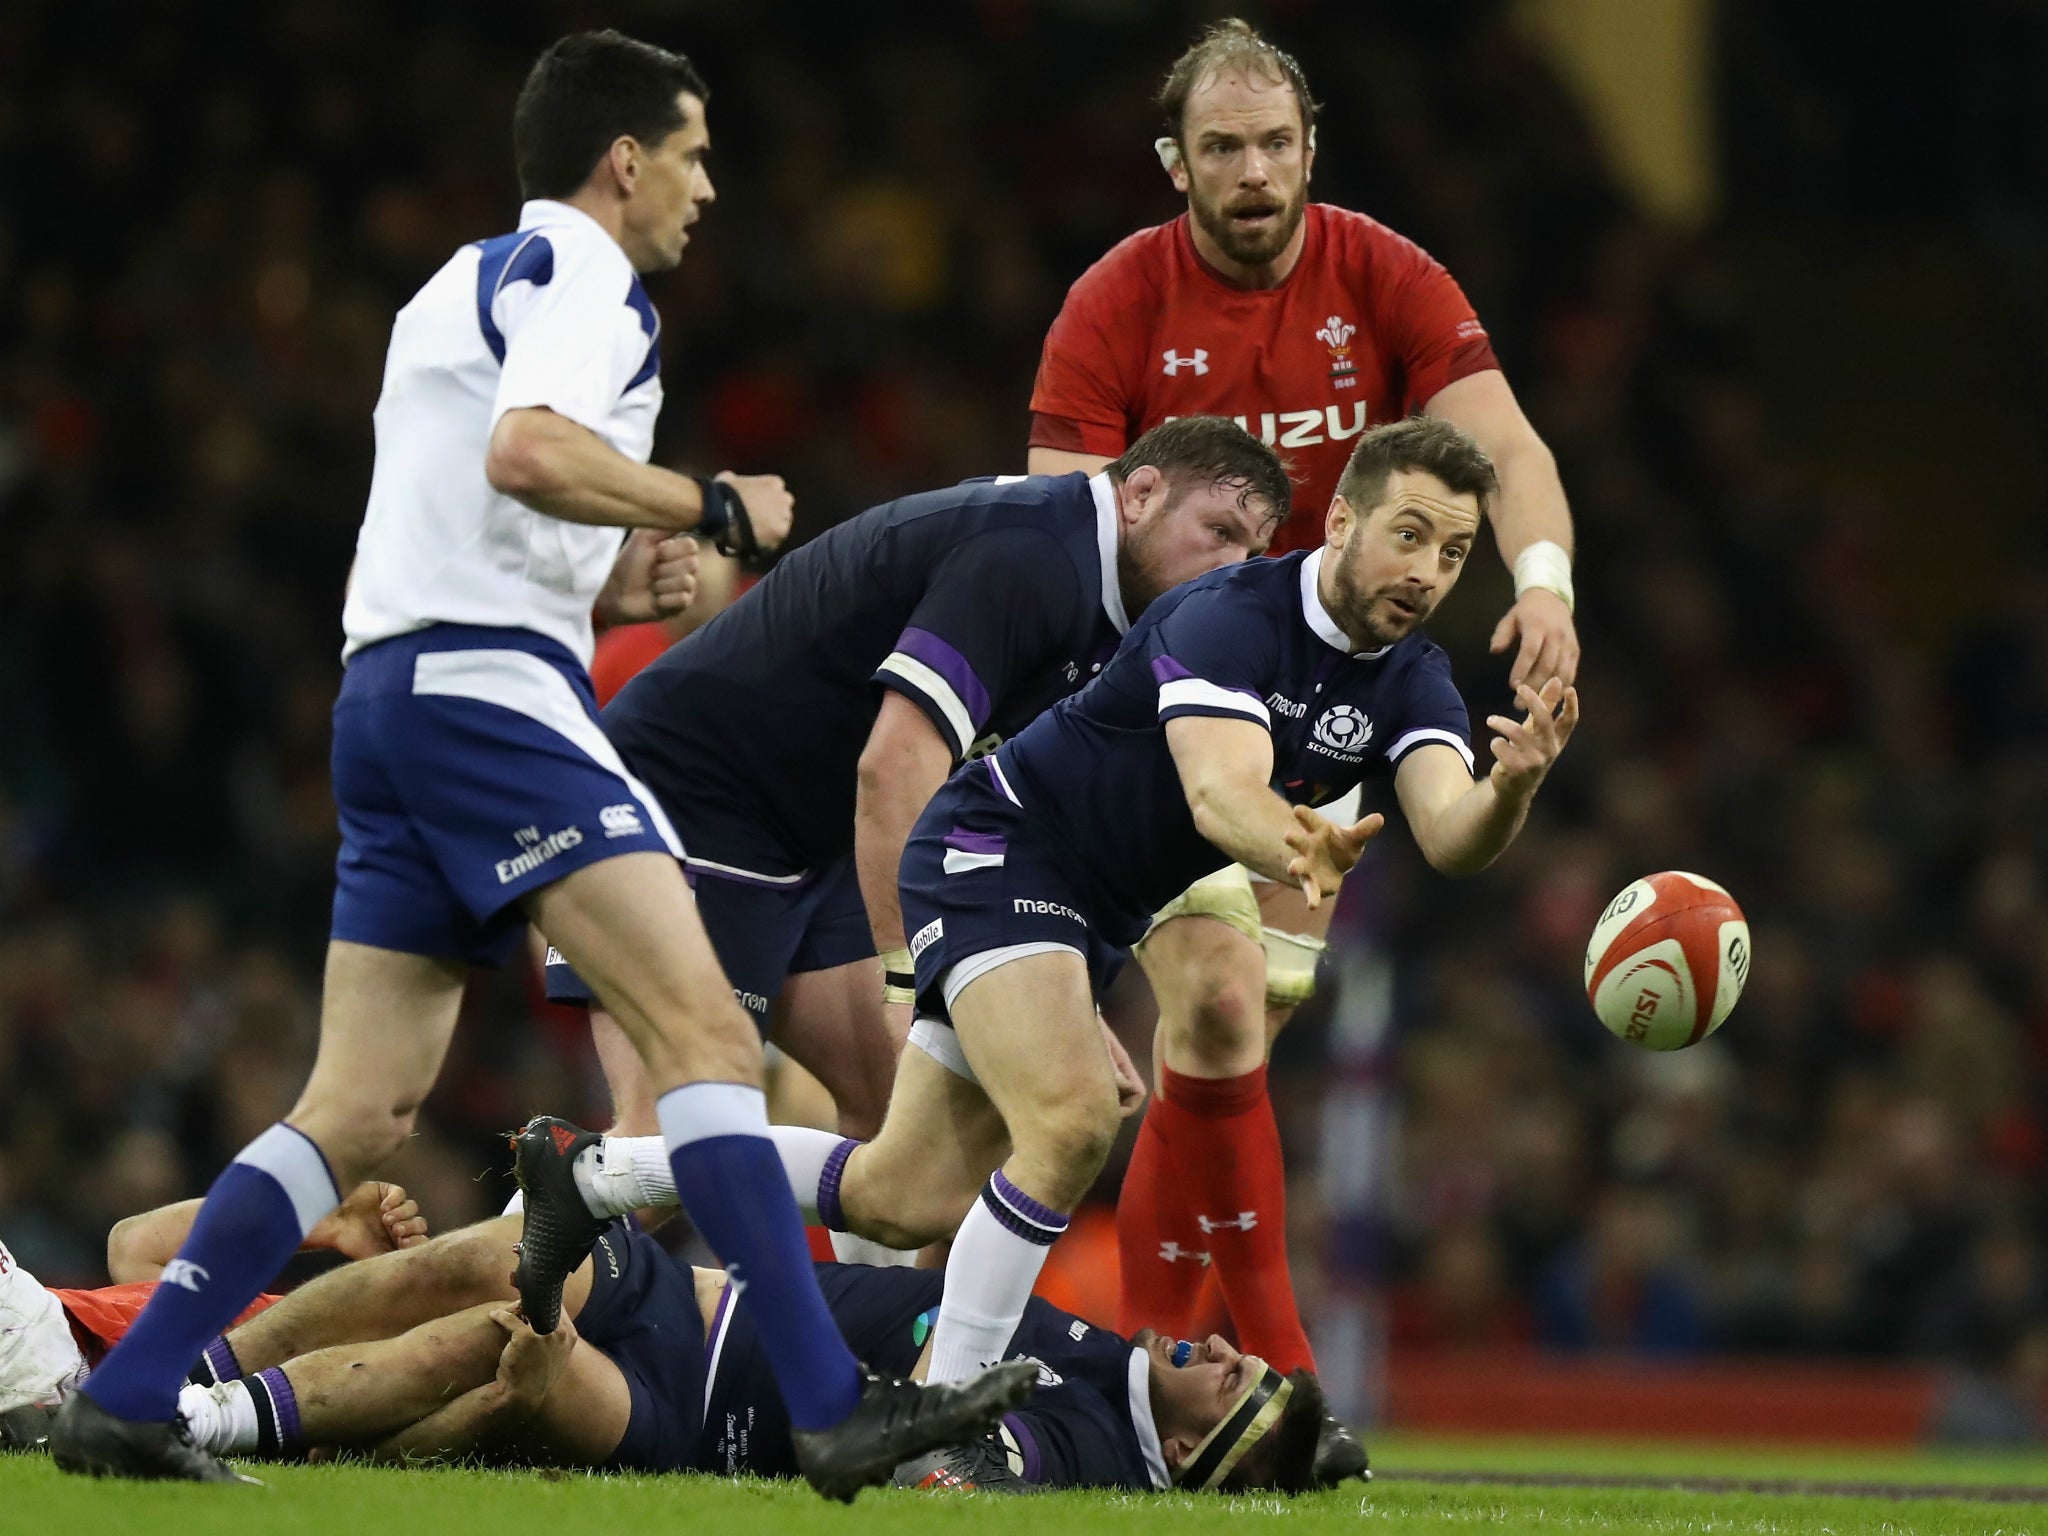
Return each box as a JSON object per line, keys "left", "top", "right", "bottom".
{"left": 926, "top": 1168, "right": 1068, "bottom": 1384}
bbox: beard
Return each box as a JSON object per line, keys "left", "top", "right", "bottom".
{"left": 1188, "top": 175, "right": 1308, "bottom": 268}
{"left": 1327, "top": 545, "right": 1430, "bottom": 647}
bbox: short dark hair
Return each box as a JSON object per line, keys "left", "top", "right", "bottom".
{"left": 1335, "top": 416, "right": 1499, "bottom": 519}
{"left": 1222, "top": 1369, "right": 1327, "bottom": 1494}
{"left": 1109, "top": 416, "right": 1293, "bottom": 533}
{"left": 1158, "top": 18, "right": 1320, "bottom": 147}
{"left": 514, "top": 31, "right": 709, "bottom": 201}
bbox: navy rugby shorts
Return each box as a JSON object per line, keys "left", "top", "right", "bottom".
{"left": 574, "top": 1220, "right": 709, "bottom": 1472}
{"left": 544, "top": 850, "right": 872, "bottom": 1027}
{"left": 897, "top": 759, "right": 1127, "bottom": 1026}
{"left": 330, "top": 625, "right": 681, "bottom": 966}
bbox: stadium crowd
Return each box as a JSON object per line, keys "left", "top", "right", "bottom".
{"left": 3, "top": 0, "right": 2045, "bottom": 1419}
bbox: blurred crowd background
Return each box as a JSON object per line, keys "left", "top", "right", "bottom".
{"left": 5, "top": 0, "right": 2048, "bottom": 1431}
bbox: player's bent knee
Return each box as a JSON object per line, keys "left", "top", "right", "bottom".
{"left": 1019, "top": 1091, "right": 1120, "bottom": 1194}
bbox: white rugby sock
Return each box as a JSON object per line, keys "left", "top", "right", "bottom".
{"left": 572, "top": 1136, "right": 678, "bottom": 1218}
{"left": 176, "top": 1380, "right": 259, "bottom": 1455}
{"left": 926, "top": 1170, "right": 1069, "bottom": 1384}
{"left": 768, "top": 1126, "right": 851, "bottom": 1223}
{"left": 828, "top": 1232, "right": 919, "bottom": 1267}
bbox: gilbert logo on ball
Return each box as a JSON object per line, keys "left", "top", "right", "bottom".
{"left": 1584, "top": 872, "right": 1750, "bottom": 1050}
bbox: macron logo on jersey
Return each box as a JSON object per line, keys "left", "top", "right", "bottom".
{"left": 1162, "top": 348, "right": 1209, "bottom": 376}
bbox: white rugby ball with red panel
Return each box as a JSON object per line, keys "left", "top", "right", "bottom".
{"left": 1584, "top": 872, "right": 1750, "bottom": 1050}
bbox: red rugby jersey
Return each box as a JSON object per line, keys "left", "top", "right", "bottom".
{"left": 51, "top": 1285, "right": 279, "bottom": 1366}
{"left": 1029, "top": 204, "right": 1499, "bottom": 556}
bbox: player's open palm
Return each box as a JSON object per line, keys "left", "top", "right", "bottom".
{"left": 1284, "top": 804, "right": 1385, "bottom": 909}
{"left": 717, "top": 471, "right": 795, "bottom": 552}
{"left": 1487, "top": 678, "right": 1579, "bottom": 802}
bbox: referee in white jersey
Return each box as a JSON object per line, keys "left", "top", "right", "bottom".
{"left": 52, "top": 30, "right": 1032, "bottom": 1497}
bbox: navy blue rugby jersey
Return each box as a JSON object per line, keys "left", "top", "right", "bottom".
{"left": 994, "top": 548, "right": 1474, "bottom": 940}
{"left": 698, "top": 1263, "right": 1164, "bottom": 1489}
{"left": 604, "top": 473, "right": 1130, "bottom": 876}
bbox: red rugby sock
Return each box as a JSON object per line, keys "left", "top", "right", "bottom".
{"left": 1157, "top": 1064, "right": 1316, "bottom": 1374}
{"left": 1115, "top": 1097, "right": 1213, "bottom": 1337}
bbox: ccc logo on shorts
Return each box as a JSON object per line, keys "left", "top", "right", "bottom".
{"left": 600, "top": 803, "right": 645, "bottom": 838}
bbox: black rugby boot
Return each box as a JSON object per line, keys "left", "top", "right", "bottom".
{"left": 792, "top": 1360, "right": 1038, "bottom": 1502}
{"left": 49, "top": 1392, "right": 254, "bottom": 1483}
{"left": 509, "top": 1114, "right": 608, "bottom": 1334}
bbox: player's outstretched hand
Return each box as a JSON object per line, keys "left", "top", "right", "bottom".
{"left": 1099, "top": 1016, "right": 1147, "bottom": 1118}
{"left": 1490, "top": 588, "right": 1580, "bottom": 693}
{"left": 311, "top": 1181, "right": 429, "bottom": 1260}
{"left": 489, "top": 1306, "right": 578, "bottom": 1409}
{"left": 597, "top": 529, "right": 700, "bottom": 625}
{"left": 1486, "top": 677, "right": 1579, "bottom": 804}
{"left": 1284, "top": 805, "right": 1385, "bottom": 909}
{"left": 717, "top": 471, "right": 795, "bottom": 553}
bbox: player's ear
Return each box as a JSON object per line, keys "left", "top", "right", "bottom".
{"left": 1304, "top": 122, "right": 1316, "bottom": 183}
{"left": 1121, "top": 463, "right": 1164, "bottom": 523}
{"left": 1155, "top": 136, "right": 1190, "bottom": 194}
{"left": 1325, "top": 494, "right": 1352, "bottom": 550}
{"left": 1160, "top": 1429, "right": 1199, "bottom": 1473}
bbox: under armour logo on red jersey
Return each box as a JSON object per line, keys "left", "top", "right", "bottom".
{"left": 1161, "top": 348, "right": 1209, "bottom": 376}
{"left": 1158, "top": 1241, "right": 1213, "bottom": 1265}
{"left": 1196, "top": 1211, "right": 1259, "bottom": 1234}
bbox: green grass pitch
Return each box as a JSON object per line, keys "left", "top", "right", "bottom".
{"left": 7, "top": 1436, "right": 2048, "bottom": 1536}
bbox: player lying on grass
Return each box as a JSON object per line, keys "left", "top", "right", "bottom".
{"left": 15, "top": 1207, "right": 1326, "bottom": 1491}
{"left": 1, "top": 1182, "right": 426, "bottom": 1443}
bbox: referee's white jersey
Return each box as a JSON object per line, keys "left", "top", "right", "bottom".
{"left": 342, "top": 199, "right": 663, "bottom": 667}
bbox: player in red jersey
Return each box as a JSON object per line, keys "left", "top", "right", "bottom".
{"left": 1, "top": 1182, "right": 425, "bottom": 1438}
{"left": 1027, "top": 19, "right": 1580, "bottom": 1385}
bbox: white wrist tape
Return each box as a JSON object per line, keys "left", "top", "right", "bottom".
{"left": 1512, "top": 539, "right": 1575, "bottom": 613}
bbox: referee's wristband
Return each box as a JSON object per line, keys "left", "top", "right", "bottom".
{"left": 1512, "top": 539, "right": 1576, "bottom": 613}
{"left": 881, "top": 946, "right": 916, "bottom": 1007}
{"left": 690, "top": 475, "right": 763, "bottom": 564}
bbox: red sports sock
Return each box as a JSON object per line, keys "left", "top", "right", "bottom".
{"left": 1115, "top": 1096, "right": 1213, "bottom": 1337}
{"left": 1157, "top": 1063, "right": 1316, "bottom": 1374}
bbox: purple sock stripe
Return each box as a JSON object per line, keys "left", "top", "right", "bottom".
{"left": 817, "top": 1138, "right": 858, "bottom": 1232}
{"left": 255, "top": 1367, "right": 301, "bottom": 1448}
{"left": 943, "top": 829, "right": 1008, "bottom": 856}
{"left": 202, "top": 1337, "right": 243, "bottom": 1384}
{"left": 991, "top": 1170, "right": 1068, "bottom": 1235}
{"left": 894, "top": 627, "right": 992, "bottom": 726}
{"left": 980, "top": 1175, "right": 1067, "bottom": 1247}
{"left": 1001, "top": 1413, "right": 1043, "bottom": 1483}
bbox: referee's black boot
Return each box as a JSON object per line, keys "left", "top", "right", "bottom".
{"left": 1313, "top": 1413, "right": 1371, "bottom": 1486}
{"left": 793, "top": 1361, "right": 1039, "bottom": 1503}
{"left": 48, "top": 1392, "right": 253, "bottom": 1483}
{"left": 509, "top": 1114, "right": 608, "bottom": 1334}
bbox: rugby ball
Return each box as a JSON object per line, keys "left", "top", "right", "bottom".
{"left": 1584, "top": 872, "right": 1750, "bottom": 1050}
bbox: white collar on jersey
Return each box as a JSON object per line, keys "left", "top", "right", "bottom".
{"left": 1091, "top": 473, "right": 1132, "bottom": 634}
{"left": 1301, "top": 548, "right": 1393, "bottom": 659}
{"left": 516, "top": 198, "right": 614, "bottom": 237}
{"left": 1127, "top": 1346, "right": 1172, "bottom": 1491}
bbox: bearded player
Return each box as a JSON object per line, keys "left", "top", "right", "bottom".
{"left": 1025, "top": 18, "right": 1581, "bottom": 1374}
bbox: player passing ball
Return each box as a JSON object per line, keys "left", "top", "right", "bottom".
{"left": 1026, "top": 16, "right": 1581, "bottom": 1380}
